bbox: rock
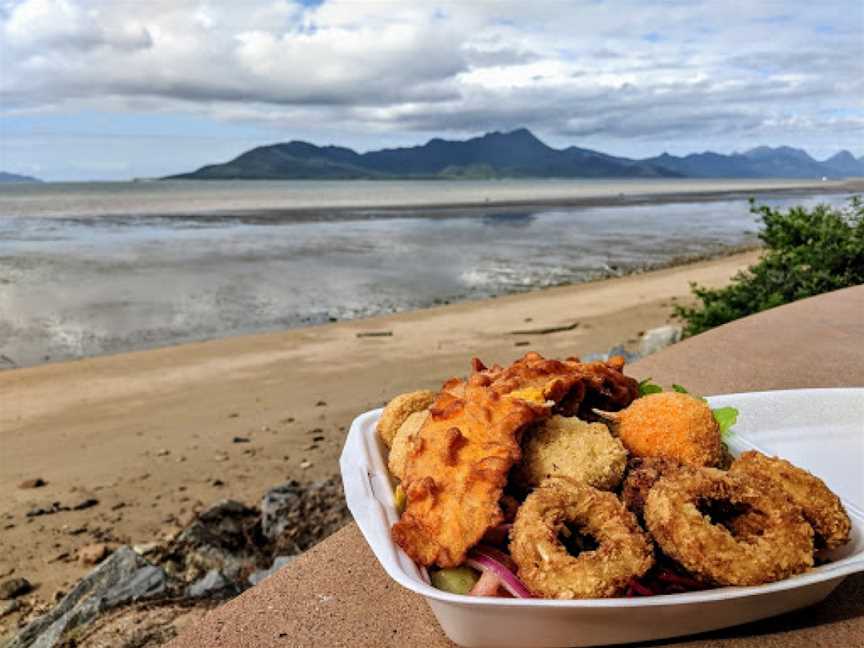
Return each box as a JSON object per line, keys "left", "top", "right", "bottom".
{"left": 8, "top": 546, "right": 169, "bottom": 648}
{"left": 172, "top": 500, "right": 259, "bottom": 583}
{"left": 0, "top": 598, "right": 20, "bottom": 618}
{"left": 78, "top": 543, "right": 113, "bottom": 566}
{"left": 261, "top": 478, "right": 350, "bottom": 555}
{"left": 231, "top": 436, "right": 251, "bottom": 444}
{"left": 0, "top": 577, "right": 32, "bottom": 599}
{"left": 247, "top": 556, "right": 295, "bottom": 587}
{"left": 18, "top": 478, "right": 46, "bottom": 489}
{"left": 260, "top": 483, "right": 304, "bottom": 541}
{"left": 72, "top": 498, "right": 99, "bottom": 511}
{"left": 299, "top": 460, "right": 312, "bottom": 469}
{"left": 132, "top": 542, "right": 160, "bottom": 557}
{"left": 639, "top": 325, "right": 683, "bottom": 356}
{"left": 185, "top": 569, "right": 233, "bottom": 599}
{"left": 315, "top": 400, "right": 327, "bottom": 407}
{"left": 26, "top": 502, "right": 66, "bottom": 517}
{"left": 606, "top": 345, "right": 641, "bottom": 364}
{"left": 156, "top": 448, "right": 171, "bottom": 456}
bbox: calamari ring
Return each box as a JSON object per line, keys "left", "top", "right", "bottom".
{"left": 644, "top": 468, "right": 814, "bottom": 586}
{"left": 510, "top": 477, "right": 654, "bottom": 598}
{"left": 730, "top": 451, "right": 851, "bottom": 550}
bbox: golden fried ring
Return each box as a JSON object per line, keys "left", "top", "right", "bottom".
{"left": 377, "top": 390, "right": 437, "bottom": 447}
{"left": 644, "top": 468, "right": 814, "bottom": 586}
{"left": 510, "top": 477, "right": 654, "bottom": 598}
{"left": 730, "top": 451, "right": 851, "bottom": 550}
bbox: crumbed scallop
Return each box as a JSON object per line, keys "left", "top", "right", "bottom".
{"left": 377, "top": 390, "right": 437, "bottom": 447}
{"left": 515, "top": 416, "right": 627, "bottom": 491}
{"left": 613, "top": 392, "right": 722, "bottom": 467}
{"left": 387, "top": 410, "right": 428, "bottom": 481}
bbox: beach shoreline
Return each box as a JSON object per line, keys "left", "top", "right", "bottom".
{"left": 0, "top": 248, "right": 760, "bottom": 623}
{"left": 3, "top": 177, "right": 861, "bottom": 221}
{"left": 218, "top": 181, "right": 864, "bottom": 224}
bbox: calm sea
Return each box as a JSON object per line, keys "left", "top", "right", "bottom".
{"left": 0, "top": 179, "right": 855, "bottom": 368}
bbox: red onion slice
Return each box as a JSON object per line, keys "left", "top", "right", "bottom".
{"left": 469, "top": 569, "right": 502, "bottom": 596}
{"left": 466, "top": 548, "right": 533, "bottom": 598}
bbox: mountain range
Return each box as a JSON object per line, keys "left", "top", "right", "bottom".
{"left": 168, "top": 129, "right": 864, "bottom": 181}
{"left": 0, "top": 171, "right": 41, "bottom": 183}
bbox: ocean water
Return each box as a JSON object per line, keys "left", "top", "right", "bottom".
{"left": 0, "top": 180, "right": 855, "bottom": 368}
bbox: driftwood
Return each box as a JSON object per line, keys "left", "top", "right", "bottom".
{"left": 509, "top": 321, "right": 579, "bottom": 336}
{"left": 355, "top": 331, "right": 393, "bottom": 338}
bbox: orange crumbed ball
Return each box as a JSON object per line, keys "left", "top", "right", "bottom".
{"left": 614, "top": 392, "right": 721, "bottom": 467}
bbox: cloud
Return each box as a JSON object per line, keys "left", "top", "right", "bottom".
{"left": 1, "top": 0, "right": 862, "bottom": 170}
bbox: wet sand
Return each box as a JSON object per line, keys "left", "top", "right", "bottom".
{"left": 0, "top": 249, "right": 759, "bottom": 615}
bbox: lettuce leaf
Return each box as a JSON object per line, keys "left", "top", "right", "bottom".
{"left": 712, "top": 406, "right": 739, "bottom": 439}
{"left": 638, "top": 377, "right": 664, "bottom": 397}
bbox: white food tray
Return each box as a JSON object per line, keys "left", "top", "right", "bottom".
{"left": 339, "top": 388, "right": 864, "bottom": 647}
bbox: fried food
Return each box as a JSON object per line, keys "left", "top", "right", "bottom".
{"left": 515, "top": 416, "right": 627, "bottom": 491}
{"left": 387, "top": 410, "right": 428, "bottom": 481}
{"left": 510, "top": 477, "right": 654, "bottom": 598}
{"left": 377, "top": 390, "right": 437, "bottom": 447}
{"left": 604, "top": 392, "right": 722, "bottom": 467}
{"left": 621, "top": 456, "right": 687, "bottom": 520}
{"left": 475, "top": 353, "right": 639, "bottom": 418}
{"left": 730, "top": 451, "right": 851, "bottom": 550}
{"left": 558, "top": 356, "right": 641, "bottom": 419}
{"left": 392, "top": 353, "right": 588, "bottom": 567}
{"left": 644, "top": 468, "right": 814, "bottom": 586}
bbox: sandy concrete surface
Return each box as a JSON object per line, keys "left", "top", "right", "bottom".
{"left": 1, "top": 251, "right": 757, "bottom": 613}
{"left": 169, "top": 284, "right": 864, "bottom": 648}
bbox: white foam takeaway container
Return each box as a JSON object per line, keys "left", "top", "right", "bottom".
{"left": 340, "top": 388, "right": 864, "bottom": 647}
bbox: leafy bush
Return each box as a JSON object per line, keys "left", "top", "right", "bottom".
{"left": 676, "top": 197, "right": 864, "bottom": 336}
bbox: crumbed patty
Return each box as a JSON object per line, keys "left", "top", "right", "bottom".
{"left": 388, "top": 410, "right": 428, "bottom": 481}
{"left": 377, "top": 390, "right": 437, "bottom": 447}
{"left": 515, "top": 415, "right": 627, "bottom": 491}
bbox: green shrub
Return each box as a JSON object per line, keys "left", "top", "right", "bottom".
{"left": 675, "top": 197, "right": 864, "bottom": 336}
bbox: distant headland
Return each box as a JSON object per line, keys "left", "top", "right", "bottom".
{"left": 166, "top": 128, "right": 864, "bottom": 181}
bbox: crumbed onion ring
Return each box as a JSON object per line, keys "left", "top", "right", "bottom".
{"left": 644, "top": 467, "right": 814, "bottom": 586}
{"left": 730, "top": 451, "right": 851, "bottom": 550}
{"left": 510, "top": 477, "right": 654, "bottom": 599}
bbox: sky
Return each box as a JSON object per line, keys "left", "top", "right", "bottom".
{"left": 1, "top": 0, "right": 863, "bottom": 181}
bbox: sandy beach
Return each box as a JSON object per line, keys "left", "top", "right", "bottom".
{"left": 0, "top": 248, "right": 759, "bottom": 613}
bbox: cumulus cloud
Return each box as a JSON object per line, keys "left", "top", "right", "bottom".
{"left": 1, "top": 0, "right": 862, "bottom": 167}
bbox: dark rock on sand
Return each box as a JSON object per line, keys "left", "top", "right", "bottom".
{"left": 163, "top": 500, "right": 260, "bottom": 584}
{"left": 261, "top": 477, "right": 349, "bottom": 555}
{"left": 185, "top": 569, "right": 234, "bottom": 599}
{"left": 8, "top": 546, "right": 169, "bottom": 648}
{"left": 0, "top": 577, "right": 32, "bottom": 599}
{"left": 17, "top": 478, "right": 46, "bottom": 489}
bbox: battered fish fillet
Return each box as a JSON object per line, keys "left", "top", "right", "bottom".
{"left": 377, "top": 390, "right": 437, "bottom": 447}
{"left": 730, "top": 451, "right": 851, "bottom": 550}
{"left": 392, "top": 353, "right": 589, "bottom": 568}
